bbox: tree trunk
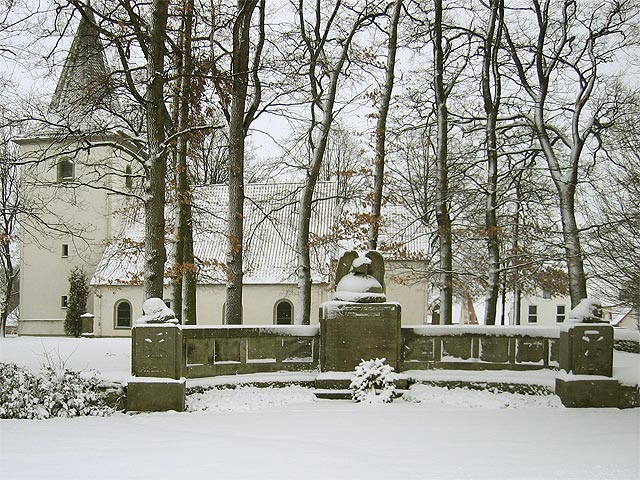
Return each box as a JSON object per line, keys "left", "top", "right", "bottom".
{"left": 368, "top": 0, "right": 402, "bottom": 251}
{"left": 174, "top": 0, "right": 197, "bottom": 324}
{"left": 433, "top": 0, "right": 452, "bottom": 325}
{"left": 296, "top": 182, "right": 316, "bottom": 325}
{"left": 294, "top": 4, "right": 372, "bottom": 324}
{"left": 557, "top": 186, "right": 588, "bottom": 306}
{"left": 482, "top": 0, "right": 503, "bottom": 326}
{"left": 533, "top": 111, "right": 588, "bottom": 307}
{"left": 224, "top": 0, "right": 259, "bottom": 325}
{"left": 0, "top": 259, "right": 14, "bottom": 338}
{"left": 143, "top": 0, "right": 169, "bottom": 300}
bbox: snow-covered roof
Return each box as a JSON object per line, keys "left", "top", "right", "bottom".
{"left": 611, "top": 307, "right": 633, "bottom": 326}
{"left": 92, "top": 182, "right": 338, "bottom": 286}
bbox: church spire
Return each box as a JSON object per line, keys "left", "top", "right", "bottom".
{"left": 49, "top": 6, "right": 113, "bottom": 114}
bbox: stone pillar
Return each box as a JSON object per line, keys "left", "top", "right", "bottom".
{"left": 80, "top": 313, "right": 94, "bottom": 335}
{"left": 127, "top": 324, "right": 186, "bottom": 412}
{"left": 555, "top": 323, "right": 618, "bottom": 408}
{"left": 319, "top": 301, "right": 401, "bottom": 372}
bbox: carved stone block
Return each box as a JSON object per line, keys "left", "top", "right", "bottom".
{"left": 320, "top": 302, "right": 401, "bottom": 372}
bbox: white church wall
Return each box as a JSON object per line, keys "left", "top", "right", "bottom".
{"left": 18, "top": 139, "right": 132, "bottom": 336}
{"left": 93, "top": 283, "right": 334, "bottom": 336}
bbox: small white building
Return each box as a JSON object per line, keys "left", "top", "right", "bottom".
{"left": 509, "top": 291, "right": 572, "bottom": 327}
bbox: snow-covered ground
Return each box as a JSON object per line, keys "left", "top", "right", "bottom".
{"left": 1, "top": 336, "right": 639, "bottom": 479}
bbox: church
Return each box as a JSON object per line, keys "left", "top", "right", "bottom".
{"left": 15, "top": 10, "right": 437, "bottom": 337}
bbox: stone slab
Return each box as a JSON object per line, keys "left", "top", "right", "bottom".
{"left": 126, "top": 377, "right": 186, "bottom": 412}
{"left": 559, "top": 324, "right": 613, "bottom": 377}
{"left": 132, "top": 324, "right": 183, "bottom": 379}
{"left": 555, "top": 375, "right": 619, "bottom": 408}
{"left": 320, "top": 302, "right": 401, "bottom": 372}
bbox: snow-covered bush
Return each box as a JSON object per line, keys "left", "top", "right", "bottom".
{"left": 0, "top": 362, "right": 113, "bottom": 419}
{"left": 350, "top": 358, "right": 396, "bottom": 404}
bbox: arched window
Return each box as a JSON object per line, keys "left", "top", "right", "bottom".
{"left": 274, "top": 300, "right": 293, "bottom": 325}
{"left": 124, "top": 163, "right": 133, "bottom": 190}
{"left": 57, "top": 158, "right": 75, "bottom": 182}
{"left": 115, "top": 300, "right": 132, "bottom": 328}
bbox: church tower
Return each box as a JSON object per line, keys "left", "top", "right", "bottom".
{"left": 17, "top": 7, "right": 132, "bottom": 336}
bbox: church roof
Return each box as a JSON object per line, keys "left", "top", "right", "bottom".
{"left": 49, "top": 7, "right": 115, "bottom": 116}
{"left": 91, "top": 182, "right": 340, "bottom": 286}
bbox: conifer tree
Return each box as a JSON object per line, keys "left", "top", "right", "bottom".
{"left": 64, "top": 268, "right": 89, "bottom": 337}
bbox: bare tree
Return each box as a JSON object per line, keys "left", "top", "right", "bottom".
{"left": 172, "top": 0, "right": 197, "bottom": 324}
{"left": 142, "top": 0, "right": 170, "bottom": 299}
{"left": 504, "top": 0, "right": 639, "bottom": 307}
{"left": 481, "top": 0, "right": 504, "bottom": 325}
{"left": 368, "top": 0, "right": 403, "bottom": 250}
{"left": 0, "top": 129, "right": 19, "bottom": 337}
{"left": 212, "top": 0, "right": 265, "bottom": 325}
{"left": 293, "top": 0, "right": 384, "bottom": 324}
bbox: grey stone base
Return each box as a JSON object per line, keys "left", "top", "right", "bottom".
{"left": 319, "top": 302, "right": 401, "bottom": 372}
{"left": 126, "top": 377, "right": 186, "bottom": 412}
{"left": 555, "top": 375, "right": 619, "bottom": 408}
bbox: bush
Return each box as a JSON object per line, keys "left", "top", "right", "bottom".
{"left": 0, "top": 362, "right": 112, "bottom": 419}
{"left": 64, "top": 267, "right": 89, "bottom": 337}
{"left": 350, "top": 358, "right": 396, "bottom": 404}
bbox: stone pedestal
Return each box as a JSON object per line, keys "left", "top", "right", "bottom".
{"left": 319, "top": 301, "right": 401, "bottom": 372}
{"left": 128, "top": 324, "right": 185, "bottom": 412}
{"left": 81, "top": 313, "right": 94, "bottom": 335}
{"left": 555, "top": 323, "right": 618, "bottom": 408}
{"left": 555, "top": 374, "right": 618, "bottom": 408}
{"left": 558, "top": 323, "right": 613, "bottom": 376}
{"left": 132, "top": 324, "right": 183, "bottom": 379}
{"left": 126, "top": 377, "right": 186, "bottom": 412}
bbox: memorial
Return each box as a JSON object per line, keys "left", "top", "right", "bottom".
{"left": 555, "top": 299, "right": 619, "bottom": 408}
{"left": 319, "top": 251, "right": 402, "bottom": 372}
{"left": 127, "top": 298, "right": 186, "bottom": 412}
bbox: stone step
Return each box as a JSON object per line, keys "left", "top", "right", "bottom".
{"left": 315, "top": 372, "right": 409, "bottom": 391}
{"left": 314, "top": 388, "right": 409, "bottom": 400}
{"left": 314, "top": 389, "right": 352, "bottom": 400}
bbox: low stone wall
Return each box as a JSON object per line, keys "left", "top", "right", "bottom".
{"left": 181, "top": 325, "right": 320, "bottom": 378}
{"left": 401, "top": 326, "right": 560, "bottom": 371}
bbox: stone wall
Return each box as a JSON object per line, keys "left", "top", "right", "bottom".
{"left": 401, "top": 326, "right": 559, "bottom": 371}
{"left": 182, "top": 325, "right": 320, "bottom": 377}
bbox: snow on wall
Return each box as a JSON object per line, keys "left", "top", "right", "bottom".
{"left": 409, "top": 325, "right": 561, "bottom": 338}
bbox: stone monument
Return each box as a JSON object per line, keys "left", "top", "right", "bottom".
{"left": 555, "top": 298, "right": 619, "bottom": 407}
{"left": 127, "top": 298, "right": 186, "bottom": 412}
{"left": 320, "top": 251, "right": 402, "bottom": 372}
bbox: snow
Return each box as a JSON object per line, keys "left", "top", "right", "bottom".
{"left": 404, "top": 384, "right": 563, "bottom": 408}
{"left": 0, "top": 336, "right": 131, "bottom": 384}
{"left": 568, "top": 297, "right": 602, "bottom": 322}
{"left": 1, "top": 336, "right": 639, "bottom": 479}
{"left": 614, "top": 328, "right": 640, "bottom": 342}
{"left": 404, "top": 368, "right": 559, "bottom": 389}
{"left": 2, "top": 393, "right": 638, "bottom": 479}
{"left": 181, "top": 325, "right": 319, "bottom": 336}
{"left": 412, "top": 325, "right": 561, "bottom": 338}
{"left": 136, "top": 297, "right": 178, "bottom": 324}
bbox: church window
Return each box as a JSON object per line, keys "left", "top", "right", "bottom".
{"left": 61, "top": 295, "right": 68, "bottom": 308}
{"left": 274, "top": 300, "right": 293, "bottom": 325}
{"left": 57, "top": 158, "right": 75, "bottom": 182}
{"left": 115, "top": 300, "right": 132, "bottom": 328}
{"left": 62, "top": 244, "right": 69, "bottom": 257}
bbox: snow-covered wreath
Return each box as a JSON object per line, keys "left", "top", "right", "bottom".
{"left": 349, "top": 358, "right": 396, "bottom": 403}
